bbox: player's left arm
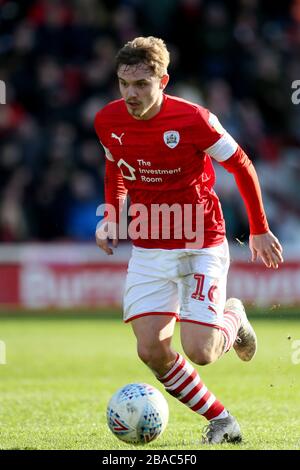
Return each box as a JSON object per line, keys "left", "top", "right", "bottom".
{"left": 219, "top": 147, "right": 283, "bottom": 269}
{"left": 201, "top": 112, "right": 283, "bottom": 269}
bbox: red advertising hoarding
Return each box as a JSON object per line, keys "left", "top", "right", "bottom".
{"left": 0, "top": 244, "right": 299, "bottom": 309}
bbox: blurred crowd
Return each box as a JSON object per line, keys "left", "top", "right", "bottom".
{"left": 0, "top": 0, "right": 300, "bottom": 244}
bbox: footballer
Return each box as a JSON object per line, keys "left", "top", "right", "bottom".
{"left": 94, "top": 37, "right": 283, "bottom": 444}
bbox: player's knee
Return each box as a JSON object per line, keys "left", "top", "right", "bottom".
{"left": 137, "top": 344, "right": 151, "bottom": 365}
{"left": 137, "top": 343, "right": 170, "bottom": 370}
{"left": 185, "top": 347, "right": 217, "bottom": 366}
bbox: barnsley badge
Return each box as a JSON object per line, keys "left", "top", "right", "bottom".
{"left": 163, "top": 130, "right": 180, "bottom": 149}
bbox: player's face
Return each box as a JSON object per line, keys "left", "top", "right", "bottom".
{"left": 117, "top": 64, "right": 169, "bottom": 120}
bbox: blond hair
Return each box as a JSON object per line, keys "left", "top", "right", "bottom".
{"left": 116, "top": 36, "right": 170, "bottom": 77}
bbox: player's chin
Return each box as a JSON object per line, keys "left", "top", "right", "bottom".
{"left": 132, "top": 111, "right": 143, "bottom": 118}
{"left": 127, "top": 108, "right": 141, "bottom": 118}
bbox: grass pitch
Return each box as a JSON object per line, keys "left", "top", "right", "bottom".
{"left": 0, "top": 313, "right": 300, "bottom": 450}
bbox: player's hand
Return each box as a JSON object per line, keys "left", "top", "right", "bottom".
{"left": 249, "top": 231, "right": 283, "bottom": 269}
{"left": 95, "top": 220, "right": 119, "bottom": 255}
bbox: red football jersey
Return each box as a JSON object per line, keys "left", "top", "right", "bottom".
{"left": 94, "top": 94, "right": 268, "bottom": 249}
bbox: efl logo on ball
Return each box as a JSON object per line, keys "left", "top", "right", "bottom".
{"left": 107, "top": 383, "right": 169, "bottom": 444}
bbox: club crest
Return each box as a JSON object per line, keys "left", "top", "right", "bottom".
{"left": 163, "top": 130, "right": 180, "bottom": 149}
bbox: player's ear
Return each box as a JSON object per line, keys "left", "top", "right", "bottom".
{"left": 160, "top": 74, "right": 169, "bottom": 90}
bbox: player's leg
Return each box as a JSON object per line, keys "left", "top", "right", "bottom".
{"left": 177, "top": 240, "right": 243, "bottom": 443}
{"left": 123, "top": 248, "right": 232, "bottom": 439}
{"left": 131, "top": 315, "right": 177, "bottom": 377}
{"left": 180, "top": 299, "right": 257, "bottom": 364}
{"left": 123, "top": 246, "right": 181, "bottom": 376}
{"left": 180, "top": 298, "right": 257, "bottom": 365}
{"left": 131, "top": 313, "right": 241, "bottom": 444}
{"left": 180, "top": 323, "right": 224, "bottom": 366}
{"left": 226, "top": 297, "right": 257, "bottom": 361}
{"left": 157, "top": 341, "right": 242, "bottom": 444}
{"left": 179, "top": 239, "right": 244, "bottom": 364}
{"left": 123, "top": 245, "right": 241, "bottom": 444}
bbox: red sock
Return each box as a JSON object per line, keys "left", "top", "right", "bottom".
{"left": 158, "top": 353, "right": 226, "bottom": 421}
{"left": 222, "top": 309, "right": 241, "bottom": 352}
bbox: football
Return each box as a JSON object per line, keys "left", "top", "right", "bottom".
{"left": 107, "top": 383, "right": 169, "bottom": 444}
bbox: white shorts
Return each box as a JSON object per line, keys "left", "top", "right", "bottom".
{"left": 123, "top": 240, "right": 230, "bottom": 329}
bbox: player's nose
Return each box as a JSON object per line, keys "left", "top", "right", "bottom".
{"left": 126, "top": 86, "right": 138, "bottom": 99}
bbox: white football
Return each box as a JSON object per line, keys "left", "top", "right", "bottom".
{"left": 107, "top": 383, "right": 169, "bottom": 444}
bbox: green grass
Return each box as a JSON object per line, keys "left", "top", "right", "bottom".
{"left": 0, "top": 315, "right": 300, "bottom": 450}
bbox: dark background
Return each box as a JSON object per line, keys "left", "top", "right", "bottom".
{"left": 0, "top": 0, "right": 299, "bottom": 244}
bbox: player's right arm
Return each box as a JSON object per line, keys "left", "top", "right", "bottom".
{"left": 96, "top": 219, "right": 118, "bottom": 255}
{"left": 95, "top": 158, "right": 127, "bottom": 255}
{"left": 94, "top": 111, "right": 127, "bottom": 255}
